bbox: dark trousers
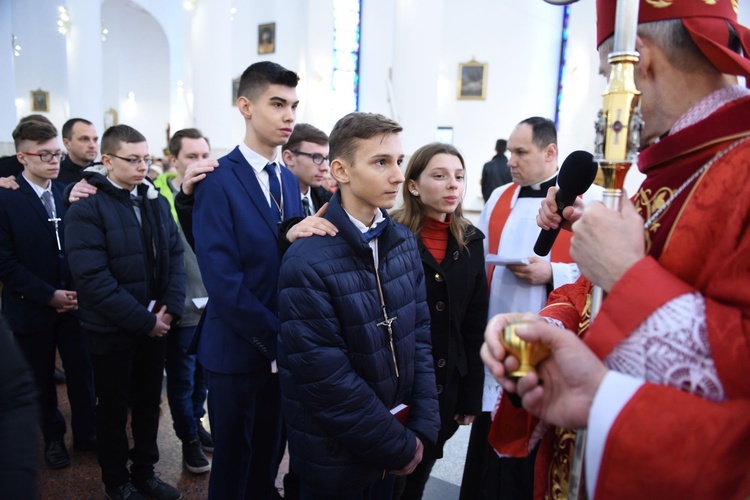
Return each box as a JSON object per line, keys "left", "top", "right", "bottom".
{"left": 14, "top": 316, "right": 95, "bottom": 444}
{"left": 300, "top": 474, "right": 396, "bottom": 500}
{"left": 90, "top": 334, "right": 166, "bottom": 488}
{"left": 165, "top": 325, "right": 207, "bottom": 441}
{"left": 205, "top": 368, "right": 281, "bottom": 500}
{"left": 393, "top": 457, "right": 436, "bottom": 500}
{"left": 460, "top": 412, "right": 536, "bottom": 500}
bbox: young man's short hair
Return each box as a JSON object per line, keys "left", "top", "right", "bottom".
{"left": 12, "top": 120, "right": 58, "bottom": 151}
{"left": 169, "top": 128, "right": 210, "bottom": 157}
{"left": 62, "top": 118, "right": 94, "bottom": 140}
{"left": 236, "top": 61, "right": 299, "bottom": 102}
{"left": 518, "top": 116, "right": 557, "bottom": 151}
{"left": 328, "top": 112, "right": 403, "bottom": 166}
{"left": 100, "top": 124, "right": 147, "bottom": 155}
{"left": 20, "top": 114, "right": 53, "bottom": 126}
{"left": 281, "top": 123, "right": 329, "bottom": 153}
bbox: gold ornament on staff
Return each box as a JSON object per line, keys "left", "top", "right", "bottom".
{"left": 578, "top": 1, "right": 644, "bottom": 499}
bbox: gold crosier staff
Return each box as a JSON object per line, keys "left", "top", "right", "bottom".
{"left": 543, "top": 1, "right": 643, "bottom": 498}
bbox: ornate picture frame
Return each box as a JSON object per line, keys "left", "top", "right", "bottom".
{"left": 31, "top": 89, "right": 49, "bottom": 112}
{"left": 258, "top": 23, "right": 276, "bottom": 55}
{"left": 457, "top": 61, "right": 488, "bottom": 100}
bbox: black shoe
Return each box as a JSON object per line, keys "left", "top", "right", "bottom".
{"left": 73, "top": 434, "right": 97, "bottom": 452}
{"left": 53, "top": 367, "right": 66, "bottom": 385}
{"left": 132, "top": 476, "right": 182, "bottom": 500}
{"left": 44, "top": 439, "right": 70, "bottom": 469}
{"left": 182, "top": 439, "right": 210, "bottom": 474}
{"left": 196, "top": 420, "right": 214, "bottom": 452}
{"left": 105, "top": 482, "right": 146, "bottom": 500}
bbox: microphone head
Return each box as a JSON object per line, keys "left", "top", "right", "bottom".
{"left": 557, "top": 150, "right": 598, "bottom": 196}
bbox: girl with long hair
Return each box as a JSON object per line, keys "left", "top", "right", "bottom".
{"left": 391, "top": 142, "right": 488, "bottom": 499}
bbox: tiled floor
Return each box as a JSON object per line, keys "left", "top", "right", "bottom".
{"left": 39, "top": 377, "right": 468, "bottom": 499}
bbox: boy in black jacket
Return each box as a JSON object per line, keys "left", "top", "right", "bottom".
{"left": 65, "top": 124, "right": 185, "bottom": 500}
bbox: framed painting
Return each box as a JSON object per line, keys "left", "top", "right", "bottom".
{"left": 31, "top": 89, "right": 49, "bottom": 112}
{"left": 258, "top": 23, "right": 276, "bottom": 54}
{"left": 457, "top": 61, "right": 488, "bottom": 100}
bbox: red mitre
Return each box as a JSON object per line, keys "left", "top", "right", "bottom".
{"left": 596, "top": 0, "right": 750, "bottom": 78}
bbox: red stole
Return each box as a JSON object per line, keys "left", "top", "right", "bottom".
{"left": 486, "top": 184, "right": 573, "bottom": 287}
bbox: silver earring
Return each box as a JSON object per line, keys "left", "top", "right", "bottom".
{"left": 412, "top": 191, "right": 418, "bottom": 196}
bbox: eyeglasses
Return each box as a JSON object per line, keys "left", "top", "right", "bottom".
{"left": 108, "top": 154, "right": 153, "bottom": 167}
{"left": 22, "top": 151, "right": 65, "bottom": 163}
{"left": 292, "top": 151, "right": 329, "bottom": 165}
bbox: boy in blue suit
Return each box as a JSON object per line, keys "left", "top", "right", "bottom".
{"left": 192, "top": 61, "right": 336, "bottom": 500}
{"left": 0, "top": 119, "right": 95, "bottom": 470}
{"left": 278, "top": 112, "right": 440, "bottom": 499}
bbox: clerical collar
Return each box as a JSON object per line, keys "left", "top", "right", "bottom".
{"left": 518, "top": 173, "right": 557, "bottom": 198}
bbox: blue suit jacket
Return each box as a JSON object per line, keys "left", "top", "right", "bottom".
{"left": 193, "top": 146, "right": 303, "bottom": 374}
{"left": 0, "top": 175, "right": 74, "bottom": 334}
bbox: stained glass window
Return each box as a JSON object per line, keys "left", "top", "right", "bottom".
{"left": 555, "top": 6, "right": 571, "bottom": 128}
{"left": 332, "top": 0, "right": 361, "bottom": 117}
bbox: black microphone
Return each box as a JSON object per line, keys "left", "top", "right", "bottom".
{"left": 533, "top": 150, "right": 598, "bottom": 257}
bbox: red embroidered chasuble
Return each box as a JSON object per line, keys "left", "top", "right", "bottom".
{"left": 489, "top": 96, "right": 750, "bottom": 499}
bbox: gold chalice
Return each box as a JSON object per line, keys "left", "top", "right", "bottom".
{"left": 501, "top": 321, "right": 551, "bottom": 379}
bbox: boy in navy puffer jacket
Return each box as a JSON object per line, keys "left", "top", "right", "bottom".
{"left": 278, "top": 112, "right": 440, "bottom": 499}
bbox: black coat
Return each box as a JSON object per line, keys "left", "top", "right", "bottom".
{"left": 64, "top": 173, "right": 185, "bottom": 354}
{"left": 309, "top": 185, "right": 333, "bottom": 212}
{"left": 418, "top": 225, "right": 488, "bottom": 457}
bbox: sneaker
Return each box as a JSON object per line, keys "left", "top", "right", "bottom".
{"left": 132, "top": 476, "right": 181, "bottom": 500}
{"left": 196, "top": 420, "right": 214, "bottom": 452}
{"left": 104, "top": 482, "right": 146, "bottom": 500}
{"left": 182, "top": 439, "right": 211, "bottom": 474}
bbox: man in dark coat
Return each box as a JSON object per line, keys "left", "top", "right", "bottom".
{"left": 481, "top": 139, "right": 511, "bottom": 202}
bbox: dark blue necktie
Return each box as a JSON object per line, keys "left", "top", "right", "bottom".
{"left": 301, "top": 197, "right": 312, "bottom": 216}
{"left": 363, "top": 219, "right": 389, "bottom": 242}
{"left": 264, "top": 163, "right": 282, "bottom": 222}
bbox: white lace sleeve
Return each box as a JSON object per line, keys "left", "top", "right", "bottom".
{"left": 604, "top": 292, "right": 725, "bottom": 402}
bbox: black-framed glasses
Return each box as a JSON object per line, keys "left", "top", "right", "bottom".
{"left": 292, "top": 151, "right": 329, "bottom": 165}
{"left": 108, "top": 154, "right": 153, "bottom": 167}
{"left": 22, "top": 151, "right": 65, "bottom": 163}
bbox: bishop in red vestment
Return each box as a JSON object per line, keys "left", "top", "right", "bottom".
{"left": 484, "top": 1, "right": 750, "bottom": 498}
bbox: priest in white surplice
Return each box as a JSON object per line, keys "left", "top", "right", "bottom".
{"left": 460, "top": 116, "right": 602, "bottom": 500}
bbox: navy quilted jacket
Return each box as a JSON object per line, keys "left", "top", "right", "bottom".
{"left": 278, "top": 193, "right": 440, "bottom": 495}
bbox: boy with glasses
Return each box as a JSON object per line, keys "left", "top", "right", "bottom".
{"left": 281, "top": 123, "right": 332, "bottom": 216}
{"left": 0, "top": 119, "right": 96, "bottom": 470}
{"left": 65, "top": 124, "right": 185, "bottom": 500}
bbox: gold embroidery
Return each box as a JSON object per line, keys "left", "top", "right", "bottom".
{"left": 646, "top": 0, "right": 674, "bottom": 7}
{"left": 732, "top": 0, "right": 739, "bottom": 14}
{"left": 634, "top": 186, "right": 673, "bottom": 252}
{"left": 578, "top": 294, "right": 592, "bottom": 336}
{"left": 546, "top": 427, "right": 577, "bottom": 500}
{"left": 703, "top": 0, "right": 717, "bottom": 5}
